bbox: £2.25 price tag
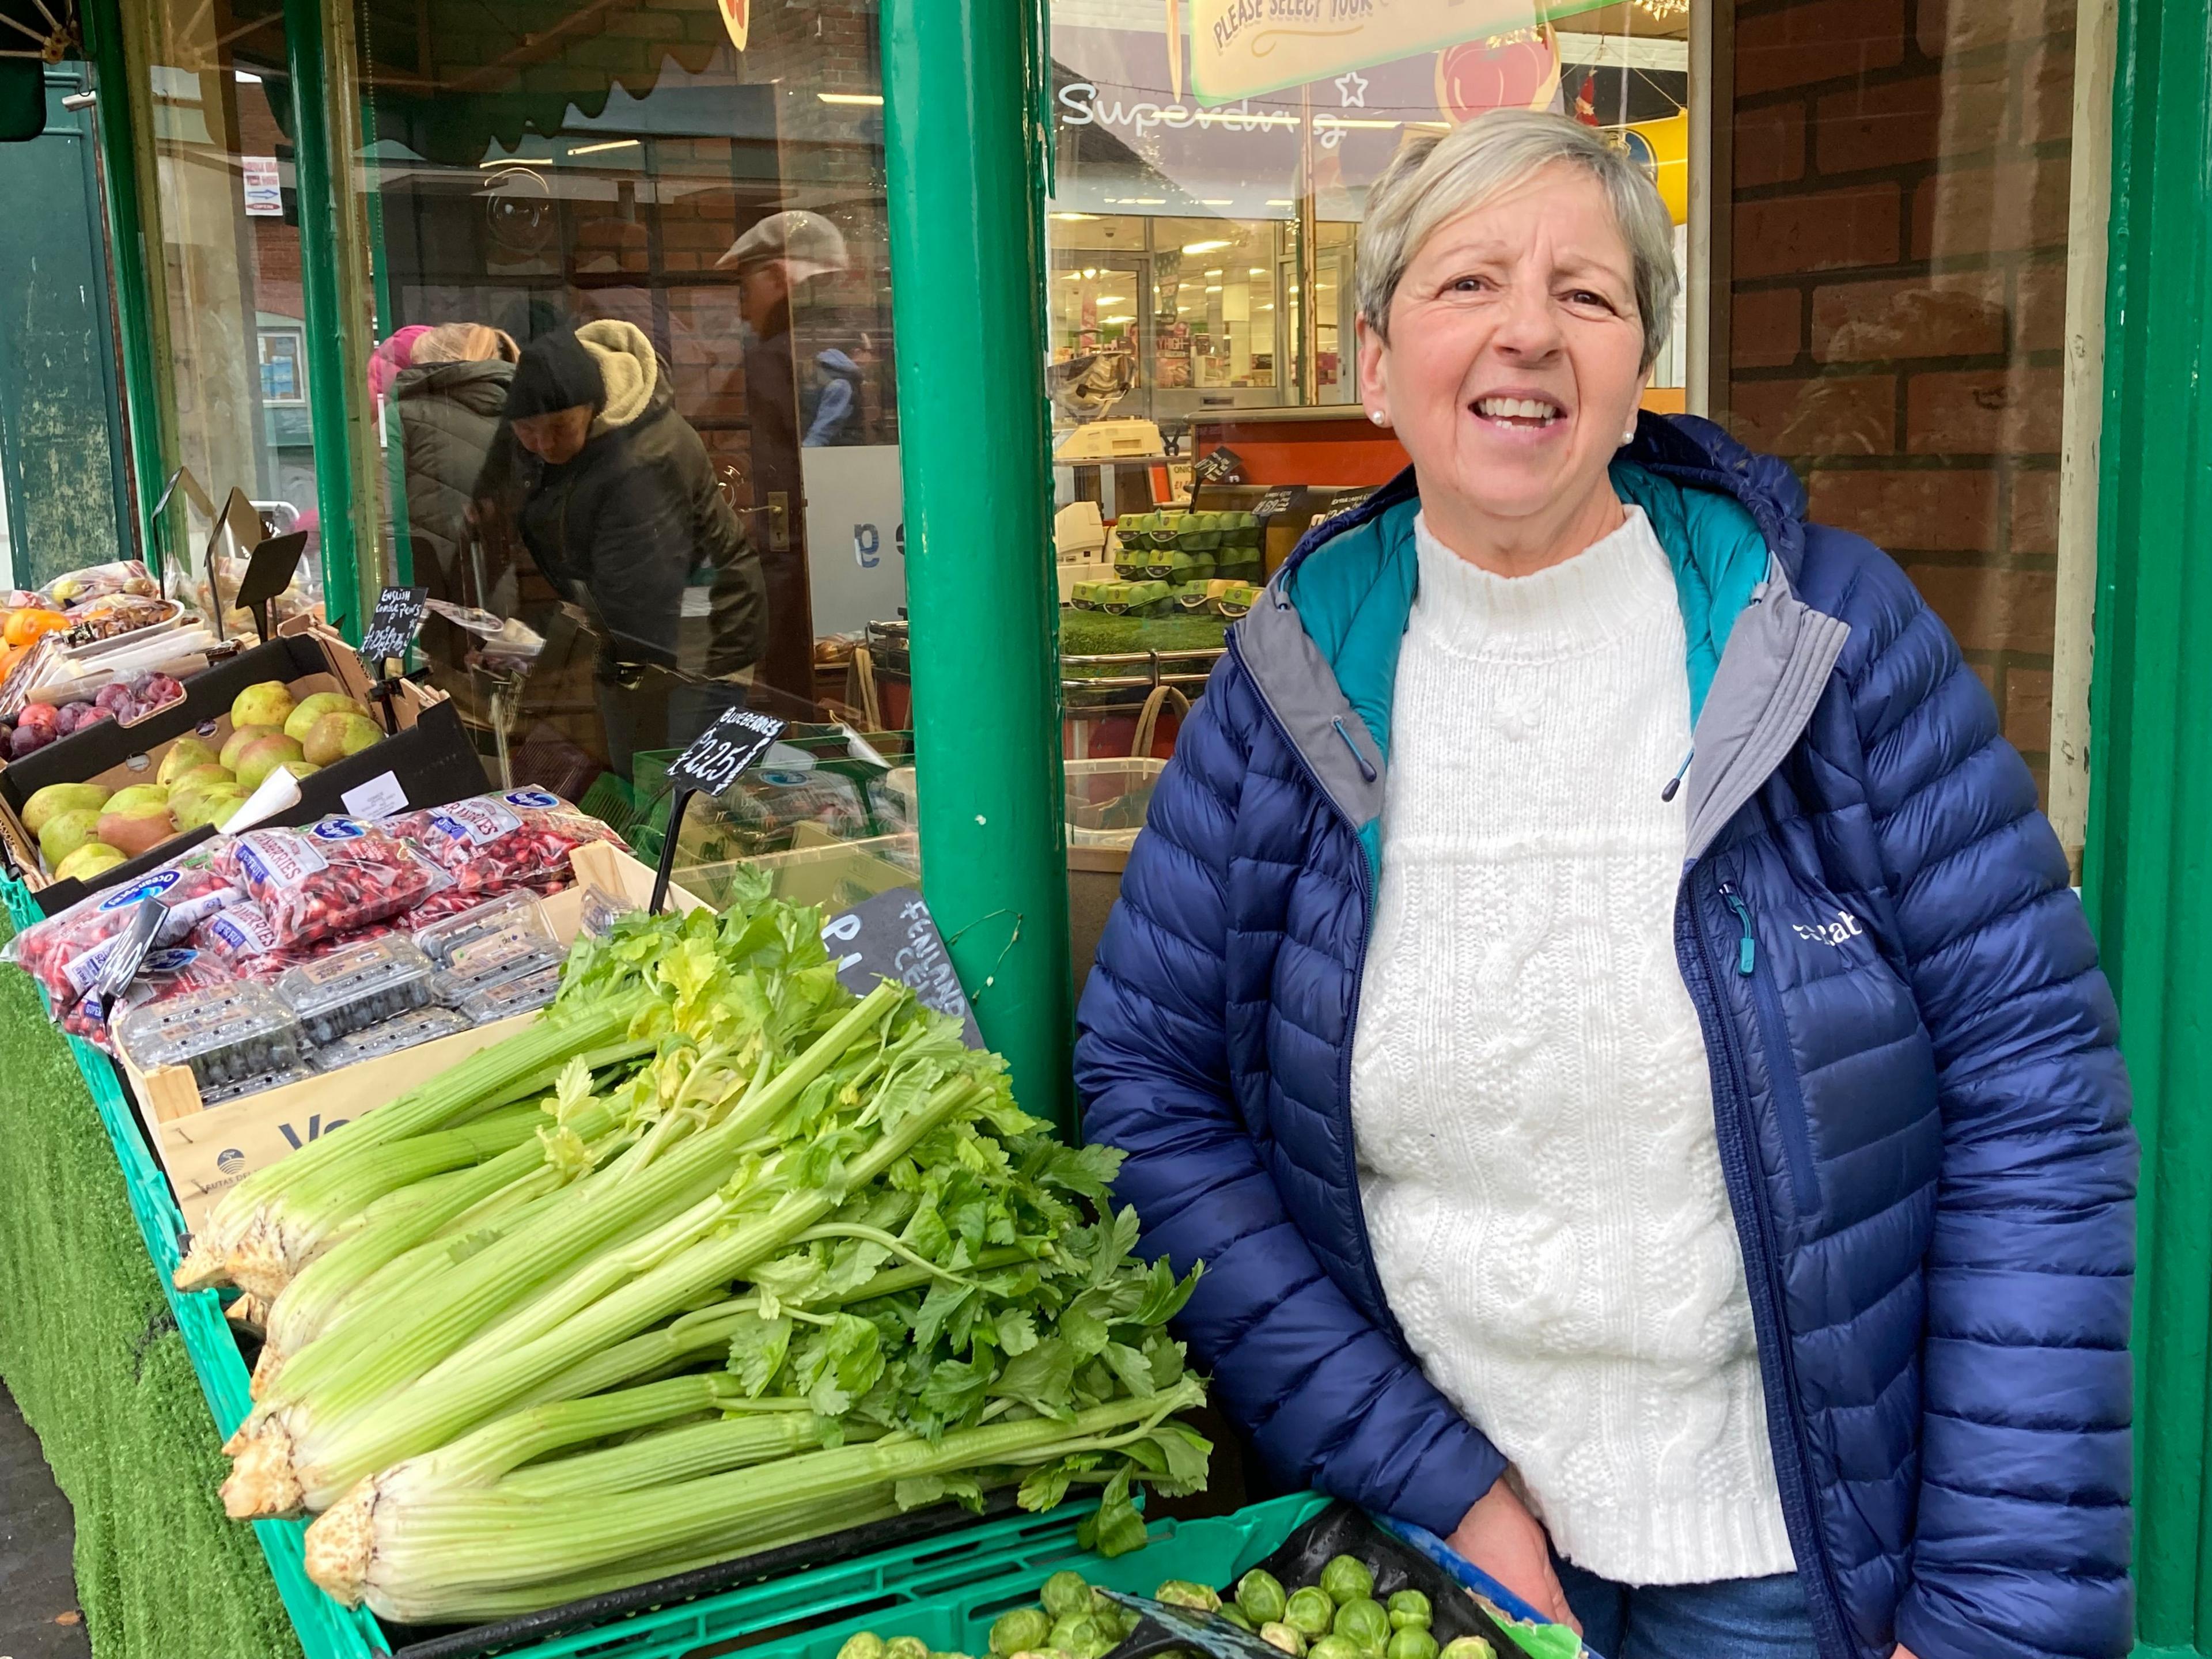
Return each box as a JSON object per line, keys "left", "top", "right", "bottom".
{"left": 667, "top": 707, "right": 787, "bottom": 798}
{"left": 358, "top": 585, "right": 430, "bottom": 669}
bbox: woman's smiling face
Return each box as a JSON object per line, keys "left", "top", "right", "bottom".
{"left": 1359, "top": 162, "right": 1649, "bottom": 552}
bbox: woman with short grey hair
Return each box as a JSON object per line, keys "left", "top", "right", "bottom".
{"left": 1078, "top": 108, "right": 2133, "bottom": 1659}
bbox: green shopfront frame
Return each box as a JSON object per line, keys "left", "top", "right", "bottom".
{"left": 70, "top": 0, "right": 2212, "bottom": 1646}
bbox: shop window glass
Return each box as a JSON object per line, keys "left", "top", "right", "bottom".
{"left": 1724, "top": 0, "right": 2089, "bottom": 835}
{"left": 117, "top": 0, "right": 327, "bottom": 619}
{"left": 1046, "top": 3, "right": 1702, "bottom": 768}
{"left": 339, "top": 0, "right": 911, "bottom": 897}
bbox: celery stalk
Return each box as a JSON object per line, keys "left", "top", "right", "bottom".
{"left": 306, "top": 1378, "right": 1204, "bottom": 1621}
{"left": 274, "top": 1075, "right": 984, "bottom": 1513}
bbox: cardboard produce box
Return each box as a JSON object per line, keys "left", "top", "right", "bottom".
{"left": 0, "top": 623, "right": 488, "bottom": 915}
{"left": 119, "top": 842, "right": 706, "bottom": 1234}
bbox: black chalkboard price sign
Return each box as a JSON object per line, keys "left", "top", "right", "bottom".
{"left": 1192, "top": 445, "right": 1246, "bottom": 484}
{"left": 649, "top": 706, "right": 790, "bottom": 913}
{"left": 358, "top": 585, "right": 430, "bottom": 669}
{"left": 666, "top": 707, "right": 787, "bottom": 798}
{"left": 1252, "top": 485, "right": 1300, "bottom": 519}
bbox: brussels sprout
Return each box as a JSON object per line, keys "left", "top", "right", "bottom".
{"left": 838, "top": 1634, "right": 888, "bottom": 1659}
{"left": 1235, "top": 1569, "right": 1289, "bottom": 1626}
{"left": 1043, "top": 1573, "right": 1096, "bottom": 1620}
{"left": 1285, "top": 1586, "right": 1336, "bottom": 1639}
{"left": 1047, "top": 1615, "right": 1104, "bottom": 1657}
{"left": 888, "top": 1639, "right": 930, "bottom": 1659}
{"left": 1259, "top": 1622, "right": 1308, "bottom": 1656}
{"left": 1437, "top": 1641, "right": 1495, "bottom": 1659}
{"left": 993, "top": 1609, "right": 1054, "bottom": 1657}
{"left": 1319, "top": 1556, "right": 1377, "bottom": 1608}
{"left": 1156, "top": 1581, "right": 1222, "bottom": 1613}
{"left": 1308, "top": 1638, "right": 1363, "bottom": 1659}
{"left": 1220, "top": 1608, "right": 1255, "bottom": 1633}
{"left": 1385, "top": 1631, "right": 1438, "bottom": 1659}
{"left": 928, "top": 1650, "right": 975, "bottom": 1659}
{"left": 1385, "top": 1592, "right": 1431, "bottom": 1632}
{"left": 1332, "top": 1597, "right": 1391, "bottom": 1653}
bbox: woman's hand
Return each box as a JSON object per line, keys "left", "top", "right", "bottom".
{"left": 1446, "top": 1482, "right": 1581, "bottom": 1634}
{"left": 1892, "top": 1649, "right": 1920, "bottom": 1658}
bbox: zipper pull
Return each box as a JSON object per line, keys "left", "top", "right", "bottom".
{"left": 1719, "top": 882, "right": 1756, "bottom": 975}
{"left": 1660, "top": 747, "right": 1695, "bottom": 802}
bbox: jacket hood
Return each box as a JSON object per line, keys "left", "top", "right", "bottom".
{"left": 1242, "top": 412, "right": 1849, "bottom": 873}
{"left": 576, "top": 319, "right": 660, "bottom": 434}
{"left": 393, "top": 357, "right": 514, "bottom": 416}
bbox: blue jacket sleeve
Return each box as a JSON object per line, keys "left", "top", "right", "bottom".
{"left": 1074, "top": 660, "right": 1507, "bottom": 1537}
{"left": 1845, "top": 562, "right": 2136, "bottom": 1659}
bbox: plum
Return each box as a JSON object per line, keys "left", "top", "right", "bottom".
{"left": 10, "top": 724, "right": 50, "bottom": 759}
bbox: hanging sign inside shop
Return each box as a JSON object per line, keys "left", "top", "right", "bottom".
{"left": 1193, "top": 445, "right": 1247, "bottom": 484}
{"left": 667, "top": 707, "right": 787, "bottom": 799}
{"left": 236, "top": 531, "right": 310, "bottom": 649}
{"left": 1189, "top": 0, "right": 1543, "bottom": 105}
{"left": 716, "top": 0, "right": 749, "bottom": 50}
{"left": 1252, "top": 485, "right": 1301, "bottom": 518}
{"left": 358, "top": 586, "right": 429, "bottom": 672}
{"left": 242, "top": 154, "right": 282, "bottom": 216}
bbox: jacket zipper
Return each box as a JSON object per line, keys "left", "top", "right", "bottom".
{"left": 1719, "top": 881, "right": 1820, "bottom": 1211}
{"left": 1226, "top": 631, "right": 1399, "bottom": 1331}
{"left": 1680, "top": 865, "right": 1853, "bottom": 1659}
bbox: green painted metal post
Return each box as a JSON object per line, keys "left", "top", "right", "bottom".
{"left": 79, "top": 0, "right": 170, "bottom": 567}
{"left": 881, "top": 0, "right": 1074, "bottom": 1138}
{"left": 282, "top": 0, "right": 363, "bottom": 640}
{"left": 2085, "top": 0, "right": 2212, "bottom": 1651}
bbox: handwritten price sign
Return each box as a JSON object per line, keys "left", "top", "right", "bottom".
{"left": 666, "top": 707, "right": 787, "bottom": 798}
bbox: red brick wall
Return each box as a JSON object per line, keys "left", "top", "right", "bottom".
{"left": 1727, "top": 0, "right": 2073, "bottom": 797}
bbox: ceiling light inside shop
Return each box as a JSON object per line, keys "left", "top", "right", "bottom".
{"left": 1249, "top": 267, "right": 1266, "bottom": 275}
{"left": 1183, "top": 239, "right": 1231, "bottom": 253}
{"left": 1205, "top": 285, "right": 1223, "bottom": 293}
{"left": 1101, "top": 314, "right": 1135, "bottom": 324}
{"left": 570, "top": 137, "right": 641, "bottom": 156}
{"left": 1316, "top": 117, "right": 1401, "bottom": 130}
{"left": 1199, "top": 199, "right": 1233, "bottom": 206}
{"left": 1051, "top": 211, "right": 1098, "bottom": 221}
{"left": 817, "top": 93, "right": 884, "bottom": 105}
{"left": 1266, "top": 199, "right": 1293, "bottom": 207}
{"left": 1205, "top": 268, "right": 1223, "bottom": 276}
{"left": 1125, "top": 197, "right": 1165, "bottom": 204}
{"left": 1260, "top": 303, "right": 1275, "bottom": 310}
{"left": 1099, "top": 296, "right": 1130, "bottom": 306}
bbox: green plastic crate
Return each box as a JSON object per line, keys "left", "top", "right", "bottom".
{"left": 777, "top": 1494, "right": 1335, "bottom": 1659}
{"left": 1, "top": 873, "right": 1308, "bottom": 1659}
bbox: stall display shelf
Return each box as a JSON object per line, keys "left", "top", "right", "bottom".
{"left": 1, "top": 869, "right": 1319, "bottom": 1659}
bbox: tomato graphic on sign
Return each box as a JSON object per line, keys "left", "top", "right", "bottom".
{"left": 718, "top": 0, "right": 749, "bottom": 49}
{"left": 1434, "top": 32, "right": 1561, "bottom": 122}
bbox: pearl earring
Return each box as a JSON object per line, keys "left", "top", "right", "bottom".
{"left": 1621, "top": 426, "right": 1637, "bottom": 444}
{"left": 1370, "top": 410, "right": 1389, "bottom": 426}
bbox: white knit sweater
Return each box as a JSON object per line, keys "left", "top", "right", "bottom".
{"left": 1349, "top": 507, "right": 1794, "bottom": 1585}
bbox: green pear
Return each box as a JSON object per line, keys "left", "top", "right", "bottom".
{"left": 104, "top": 783, "right": 171, "bottom": 817}
{"left": 234, "top": 733, "right": 306, "bottom": 793}
{"left": 303, "top": 712, "right": 384, "bottom": 767}
{"left": 22, "top": 781, "right": 111, "bottom": 836}
{"left": 53, "top": 842, "right": 127, "bottom": 882}
{"left": 220, "top": 724, "right": 281, "bottom": 771}
{"left": 230, "top": 680, "right": 297, "bottom": 732}
{"left": 157, "top": 737, "right": 220, "bottom": 786}
{"left": 284, "top": 691, "right": 368, "bottom": 743}
{"left": 174, "top": 786, "right": 249, "bottom": 834}
{"left": 39, "top": 807, "right": 104, "bottom": 870}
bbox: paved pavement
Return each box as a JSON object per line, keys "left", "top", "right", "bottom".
{"left": 0, "top": 1381, "right": 89, "bottom": 1659}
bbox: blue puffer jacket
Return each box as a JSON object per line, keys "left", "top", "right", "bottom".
{"left": 1074, "top": 416, "right": 2135, "bottom": 1659}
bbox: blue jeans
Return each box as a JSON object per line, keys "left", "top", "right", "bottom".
{"left": 1555, "top": 1558, "right": 1818, "bottom": 1659}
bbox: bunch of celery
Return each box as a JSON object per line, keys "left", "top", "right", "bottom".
{"left": 198, "top": 880, "right": 1207, "bottom": 1620}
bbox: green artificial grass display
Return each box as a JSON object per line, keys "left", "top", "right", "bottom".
{"left": 0, "top": 929, "right": 304, "bottom": 1659}
{"left": 1059, "top": 610, "right": 1229, "bottom": 667}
